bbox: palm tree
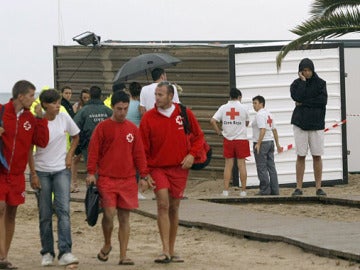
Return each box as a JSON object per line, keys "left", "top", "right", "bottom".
{"left": 276, "top": 0, "right": 360, "bottom": 70}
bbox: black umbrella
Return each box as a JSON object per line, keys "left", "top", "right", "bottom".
{"left": 113, "top": 53, "right": 181, "bottom": 84}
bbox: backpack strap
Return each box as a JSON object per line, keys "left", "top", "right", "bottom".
{"left": 0, "top": 105, "right": 4, "bottom": 127}
{"left": 179, "top": 103, "right": 191, "bottom": 135}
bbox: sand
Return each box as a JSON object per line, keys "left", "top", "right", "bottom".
{"left": 6, "top": 174, "right": 360, "bottom": 270}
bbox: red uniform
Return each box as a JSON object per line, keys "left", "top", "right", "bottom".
{"left": 87, "top": 118, "right": 148, "bottom": 209}
{"left": 0, "top": 100, "right": 49, "bottom": 205}
{"left": 139, "top": 103, "right": 204, "bottom": 198}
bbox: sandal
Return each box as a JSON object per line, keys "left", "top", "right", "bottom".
{"left": 0, "top": 261, "right": 18, "bottom": 269}
{"left": 154, "top": 254, "right": 171, "bottom": 264}
{"left": 119, "top": 258, "right": 135, "bottom": 265}
{"left": 71, "top": 188, "right": 80, "bottom": 193}
{"left": 170, "top": 255, "right": 184, "bottom": 263}
{"left": 97, "top": 246, "right": 112, "bottom": 262}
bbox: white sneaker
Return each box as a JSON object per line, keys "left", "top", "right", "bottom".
{"left": 138, "top": 192, "right": 146, "bottom": 200}
{"left": 41, "top": 253, "right": 54, "bottom": 266}
{"left": 58, "top": 253, "right": 79, "bottom": 266}
{"left": 222, "top": 190, "right": 229, "bottom": 196}
{"left": 240, "top": 191, "right": 247, "bottom": 197}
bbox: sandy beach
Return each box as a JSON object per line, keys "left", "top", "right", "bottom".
{"left": 6, "top": 174, "right": 360, "bottom": 270}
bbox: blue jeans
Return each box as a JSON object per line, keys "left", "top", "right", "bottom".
{"left": 253, "top": 141, "right": 279, "bottom": 195}
{"left": 36, "top": 169, "right": 72, "bottom": 258}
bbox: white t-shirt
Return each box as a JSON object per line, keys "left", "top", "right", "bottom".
{"left": 212, "top": 100, "right": 249, "bottom": 140}
{"left": 140, "top": 82, "right": 180, "bottom": 111}
{"left": 34, "top": 112, "right": 80, "bottom": 172}
{"left": 252, "top": 108, "right": 276, "bottom": 142}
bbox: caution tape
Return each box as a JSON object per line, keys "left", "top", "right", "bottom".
{"left": 323, "top": 119, "right": 347, "bottom": 132}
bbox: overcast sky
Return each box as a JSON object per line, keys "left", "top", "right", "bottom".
{"left": 0, "top": 0, "right": 315, "bottom": 93}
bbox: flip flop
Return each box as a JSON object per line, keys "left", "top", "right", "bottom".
{"left": 119, "top": 258, "right": 135, "bottom": 265}
{"left": 170, "top": 255, "right": 184, "bottom": 263}
{"left": 0, "top": 261, "right": 18, "bottom": 269}
{"left": 154, "top": 254, "right": 171, "bottom": 264}
{"left": 97, "top": 246, "right": 112, "bottom": 262}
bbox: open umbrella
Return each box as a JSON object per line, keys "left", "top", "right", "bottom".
{"left": 113, "top": 53, "right": 181, "bottom": 84}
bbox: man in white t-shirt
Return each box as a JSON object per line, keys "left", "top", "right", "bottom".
{"left": 210, "top": 88, "right": 250, "bottom": 197}
{"left": 139, "top": 68, "right": 180, "bottom": 115}
{"left": 252, "top": 95, "right": 282, "bottom": 195}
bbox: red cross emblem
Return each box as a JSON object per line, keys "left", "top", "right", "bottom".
{"left": 267, "top": 115, "right": 273, "bottom": 127}
{"left": 226, "top": 108, "right": 239, "bottom": 120}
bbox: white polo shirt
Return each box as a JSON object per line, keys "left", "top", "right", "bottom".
{"left": 212, "top": 100, "right": 249, "bottom": 140}
{"left": 252, "top": 108, "right": 276, "bottom": 142}
{"left": 140, "top": 82, "right": 180, "bottom": 111}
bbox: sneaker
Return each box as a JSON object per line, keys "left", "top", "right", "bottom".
{"left": 138, "top": 192, "right": 146, "bottom": 200}
{"left": 292, "top": 188, "right": 303, "bottom": 196}
{"left": 41, "top": 253, "right": 54, "bottom": 266}
{"left": 316, "top": 188, "right": 327, "bottom": 196}
{"left": 58, "top": 253, "right": 79, "bottom": 266}
{"left": 240, "top": 191, "right": 247, "bottom": 197}
{"left": 222, "top": 190, "right": 229, "bottom": 197}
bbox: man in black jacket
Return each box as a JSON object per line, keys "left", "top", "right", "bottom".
{"left": 290, "top": 58, "right": 327, "bottom": 196}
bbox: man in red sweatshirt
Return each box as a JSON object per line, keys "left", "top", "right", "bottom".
{"left": 139, "top": 81, "right": 204, "bottom": 263}
{"left": 0, "top": 80, "right": 49, "bottom": 269}
{"left": 86, "top": 90, "right": 152, "bottom": 266}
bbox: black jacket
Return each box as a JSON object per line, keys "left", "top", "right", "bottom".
{"left": 61, "top": 98, "right": 75, "bottom": 118}
{"left": 290, "top": 59, "right": 327, "bottom": 130}
{"left": 290, "top": 58, "right": 328, "bottom": 130}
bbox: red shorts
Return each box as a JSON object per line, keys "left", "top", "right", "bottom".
{"left": 223, "top": 139, "right": 250, "bottom": 159}
{"left": 0, "top": 174, "right": 26, "bottom": 206}
{"left": 150, "top": 166, "right": 189, "bottom": 199}
{"left": 97, "top": 176, "right": 138, "bottom": 210}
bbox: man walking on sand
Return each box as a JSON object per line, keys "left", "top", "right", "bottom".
{"left": 290, "top": 58, "right": 327, "bottom": 196}
{"left": 86, "top": 90, "right": 152, "bottom": 266}
{"left": 0, "top": 80, "right": 49, "bottom": 269}
{"left": 139, "top": 81, "right": 204, "bottom": 263}
{"left": 210, "top": 88, "right": 250, "bottom": 197}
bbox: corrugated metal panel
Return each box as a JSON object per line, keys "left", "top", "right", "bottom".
{"left": 234, "top": 47, "right": 346, "bottom": 186}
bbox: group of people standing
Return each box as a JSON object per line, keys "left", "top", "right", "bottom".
{"left": 0, "top": 57, "right": 327, "bottom": 268}
{"left": 211, "top": 57, "right": 328, "bottom": 197}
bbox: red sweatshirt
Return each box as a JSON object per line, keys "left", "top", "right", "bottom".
{"left": 0, "top": 100, "right": 49, "bottom": 175}
{"left": 87, "top": 118, "right": 149, "bottom": 178}
{"left": 139, "top": 103, "right": 204, "bottom": 168}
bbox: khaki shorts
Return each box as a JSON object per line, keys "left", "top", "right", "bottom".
{"left": 293, "top": 125, "right": 324, "bottom": 156}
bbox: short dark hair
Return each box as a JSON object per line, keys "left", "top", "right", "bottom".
{"left": 157, "top": 81, "right": 174, "bottom": 96}
{"left": 12, "top": 80, "right": 36, "bottom": 99}
{"left": 61, "top": 86, "right": 72, "bottom": 93}
{"left": 230, "top": 88, "right": 242, "bottom": 99}
{"left": 129, "top": 82, "right": 142, "bottom": 98}
{"left": 89, "top": 86, "right": 102, "bottom": 99}
{"left": 111, "top": 90, "right": 130, "bottom": 106}
{"left": 39, "top": 89, "right": 61, "bottom": 110}
{"left": 151, "top": 68, "right": 165, "bottom": 81}
{"left": 112, "top": 83, "right": 126, "bottom": 93}
{"left": 252, "top": 95, "right": 266, "bottom": 107}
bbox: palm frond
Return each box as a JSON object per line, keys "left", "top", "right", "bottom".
{"left": 276, "top": 10, "right": 360, "bottom": 70}
{"left": 310, "top": 0, "right": 360, "bottom": 17}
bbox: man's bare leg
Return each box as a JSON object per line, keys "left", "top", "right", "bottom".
{"left": 223, "top": 158, "right": 234, "bottom": 192}
{"left": 155, "top": 189, "right": 170, "bottom": 256}
{"left": 237, "top": 159, "right": 247, "bottom": 192}
{"left": 117, "top": 209, "right": 130, "bottom": 260}
{"left": 296, "top": 155, "right": 306, "bottom": 189}
{"left": 99, "top": 207, "right": 115, "bottom": 258}
{"left": 168, "top": 197, "right": 180, "bottom": 256}
{"left": 313, "top": 155, "right": 323, "bottom": 189}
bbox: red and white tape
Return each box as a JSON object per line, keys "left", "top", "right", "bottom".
{"left": 323, "top": 119, "right": 347, "bottom": 132}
